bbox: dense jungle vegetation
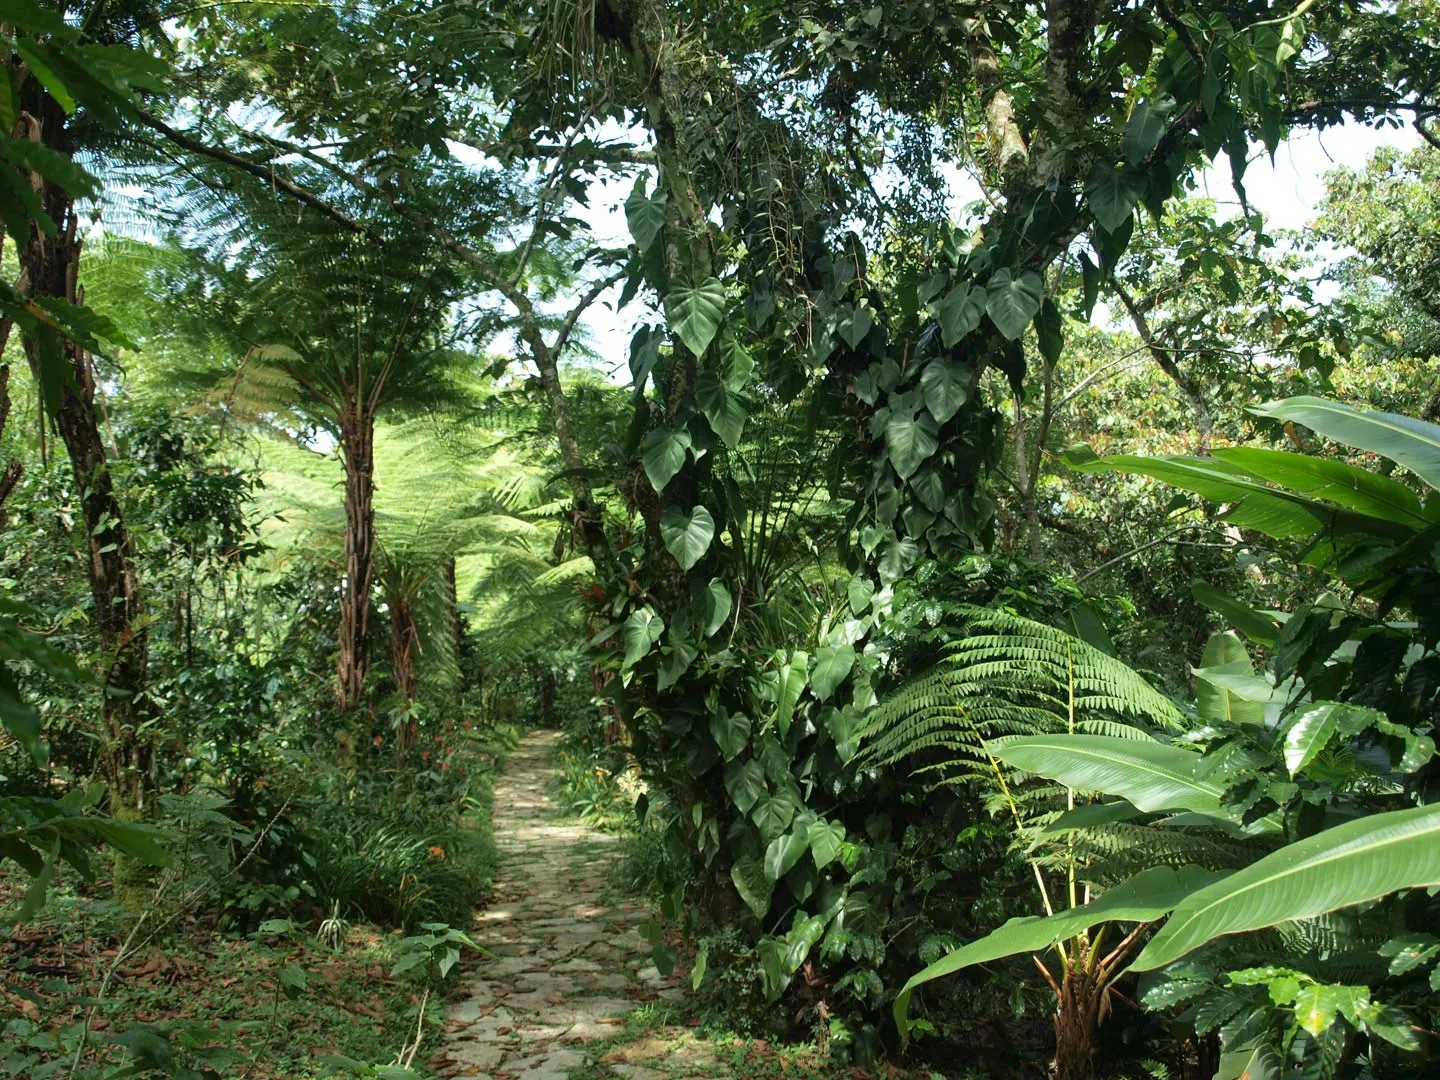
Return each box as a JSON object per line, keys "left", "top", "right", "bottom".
{"left": 3, "top": 1, "right": 1440, "bottom": 1078}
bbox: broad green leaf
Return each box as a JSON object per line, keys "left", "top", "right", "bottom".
{"left": 1214, "top": 1041, "right": 1283, "bottom": 1080}
{"left": 919, "top": 358, "right": 968, "bottom": 423}
{"left": 1195, "top": 632, "right": 1266, "bottom": 725}
{"left": 895, "top": 865, "right": 1219, "bottom": 1032}
{"left": 985, "top": 268, "right": 1044, "bottom": 341}
{"left": 784, "top": 914, "right": 827, "bottom": 974}
{"left": 1085, "top": 161, "right": 1143, "bottom": 232}
{"left": 660, "top": 504, "right": 715, "bottom": 570}
{"left": 717, "top": 330, "right": 754, "bottom": 392}
{"left": 621, "top": 608, "right": 664, "bottom": 669}
{"left": 657, "top": 637, "right": 697, "bottom": 691}
{"left": 1064, "top": 451, "right": 1371, "bottom": 539}
{"left": 995, "top": 734, "right": 1279, "bottom": 830}
{"left": 836, "top": 303, "right": 874, "bottom": 348}
{"left": 1191, "top": 580, "right": 1279, "bottom": 646}
{"left": 847, "top": 577, "right": 875, "bottom": 616}
{"left": 1034, "top": 298, "right": 1064, "bottom": 365}
{"left": 774, "top": 650, "right": 808, "bottom": 737}
{"left": 88, "top": 819, "right": 172, "bottom": 867}
{"left": 1251, "top": 397, "right": 1440, "bottom": 492}
{"left": 885, "top": 408, "right": 939, "bottom": 480}
{"left": 710, "top": 710, "right": 752, "bottom": 761}
{"left": 1133, "top": 803, "right": 1440, "bottom": 970}
{"left": 1213, "top": 446, "right": 1428, "bottom": 527}
{"left": 730, "top": 854, "right": 773, "bottom": 918}
{"left": 877, "top": 536, "right": 920, "bottom": 584}
{"left": 764, "top": 829, "right": 809, "bottom": 882}
{"left": 751, "top": 791, "right": 798, "bottom": 840}
{"left": 1123, "top": 97, "right": 1175, "bottom": 165}
{"left": 724, "top": 758, "right": 765, "bottom": 812}
{"left": 664, "top": 277, "right": 726, "bottom": 356}
{"left": 810, "top": 644, "right": 855, "bottom": 702}
{"left": 934, "top": 283, "right": 984, "bottom": 347}
{"left": 702, "top": 578, "right": 732, "bottom": 637}
{"left": 623, "top": 178, "right": 666, "bottom": 252}
{"left": 695, "top": 372, "right": 747, "bottom": 447}
{"left": 639, "top": 427, "right": 690, "bottom": 492}
{"left": 807, "top": 819, "right": 845, "bottom": 870}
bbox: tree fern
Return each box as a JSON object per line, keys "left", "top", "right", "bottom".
{"left": 858, "top": 606, "right": 1181, "bottom": 783}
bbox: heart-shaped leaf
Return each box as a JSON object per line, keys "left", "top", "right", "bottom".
{"left": 695, "top": 372, "right": 747, "bottom": 447}
{"left": 708, "top": 712, "right": 750, "bottom": 766}
{"left": 811, "top": 643, "right": 856, "bottom": 702}
{"left": 775, "top": 649, "right": 808, "bottom": 738}
{"left": 919, "top": 358, "right": 969, "bottom": 423}
{"left": 701, "top": 578, "right": 732, "bottom": 637}
{"left": 664, "top": 277, "right": 727, "bottom": 356}
{"left": 622, "top": 607, "right": 664, "bottom": 670}
{"left": 807, "top": 819, "right": 845, "bottom": 870}
{"left": 624, "top": 178, "right": 666, "bottom": 252}
{"left": 837, "top": 303, "right": 874, "bottom": 348}
{"left": 640, "top": 427, "right": 691, "bottom": 492}
{"left": 1123, "top": 97, "right": 1175, "bottom": 165}
{"left": 985, "top": 268, "right": 1044, "bottom": 341}
{"left": 934, "top": 283, "right": 984, "bottom": 347}
{"left": 660, "top": 504, "right": 715, "bottom": 570}
{"left": 724, "top": 757, "right": 765, "bottom": 810}
{"left": 764, "top": 830, "right": 810, "bottom": 882}
{"left": 730, "top": 854, "right": 773, "bottom": 918}
{"left": 1086, "top": 161, "right": 1143, "bottom": 233}
{"left": 718, "top": 330, "right": 755, "bottom": 391}
{"left": 885, "top": 407, "right": 939, "bottom": 480}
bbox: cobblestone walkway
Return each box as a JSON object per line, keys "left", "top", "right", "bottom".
{"left": 434, "top": 730, "right": 717, "bottom": 1080}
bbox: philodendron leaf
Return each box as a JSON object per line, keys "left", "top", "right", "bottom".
{"left": 621, "top": 607, "right": 664, "bottom": 669}
{"left": 639, "top": 427, "right": 691, "bottom": 492}
{"left": 1085, "top": 161, "right": 1143, "bottom": 232}
{"left": 1132, "top": 803, "right": 1440, "bottom": 971}
{"left": 837, "top": 303, "right": 874, "bottom": 348}
{"left": 810, "top": 643, "right": 855, "bottom": 702}
{"left": 807, "top": 818, "right": 845, "bottom": 870}
{"left": 724, "top": 758, "right": 765, "bottom": 812}
{"left": 919, "top": 358, "right": 968, "bottom": 423}
{"left": 934, "top": 282, "right": 984, "bottom": 346}
{"left": 885, "top": 407, "right": 939, "bottom": 480}
{"left": 730, "top": 854, "right": 773, "bottom": 918}
{"left": 774, "top": 650, "right": 808, "bottom": 738}
{"left": 894, "top": 865, "right": 1219, "bottom": 1035}
{"left": 664, "top": 277, "right": 726, "bottom": 356}
{"left": 710, "top": 710, "right": 752, "bottom": 761}
{"left": 660, "top": 504, "right": 715, "bottom": 570}
{"left": 764, "top": 829, "right": 809, "bottom": 882}
{"left": 695, "top": 371, "right": 747, "bottom": 447}
{"left": 985, "top": 268, "right": 1044, "bottom": 341}
{"left": 624, "top": 178, "right": 666, "bottom": 252}
{"left": 701, "top": 578, "right": 732, "bottom": 637}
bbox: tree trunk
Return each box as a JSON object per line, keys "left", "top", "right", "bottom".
{"left": 336, "top": 409, "right": 376, "bottom": 711}
{"left": 16, "top": 91, "right": 150, "bottom": 815}
{"left": 0, "top": 364, "right": 22, "bottom": 528}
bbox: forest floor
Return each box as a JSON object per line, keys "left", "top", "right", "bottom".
{"left": 435, "top": 730, "right": 862, "bottom": 1080}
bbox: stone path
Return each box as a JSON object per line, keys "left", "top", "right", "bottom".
{"left": 434, "top": 730, "right": 713, "bottom": 1080}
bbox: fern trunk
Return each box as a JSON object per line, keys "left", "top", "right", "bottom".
{"left": 337, "top": 410, "right": 376, "bottom": 711}
{"left": 391, "top": 592, "right": 418, "bottom": 705}
{"left": 17, "top": 87, "right": 151, "bottom": 818}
